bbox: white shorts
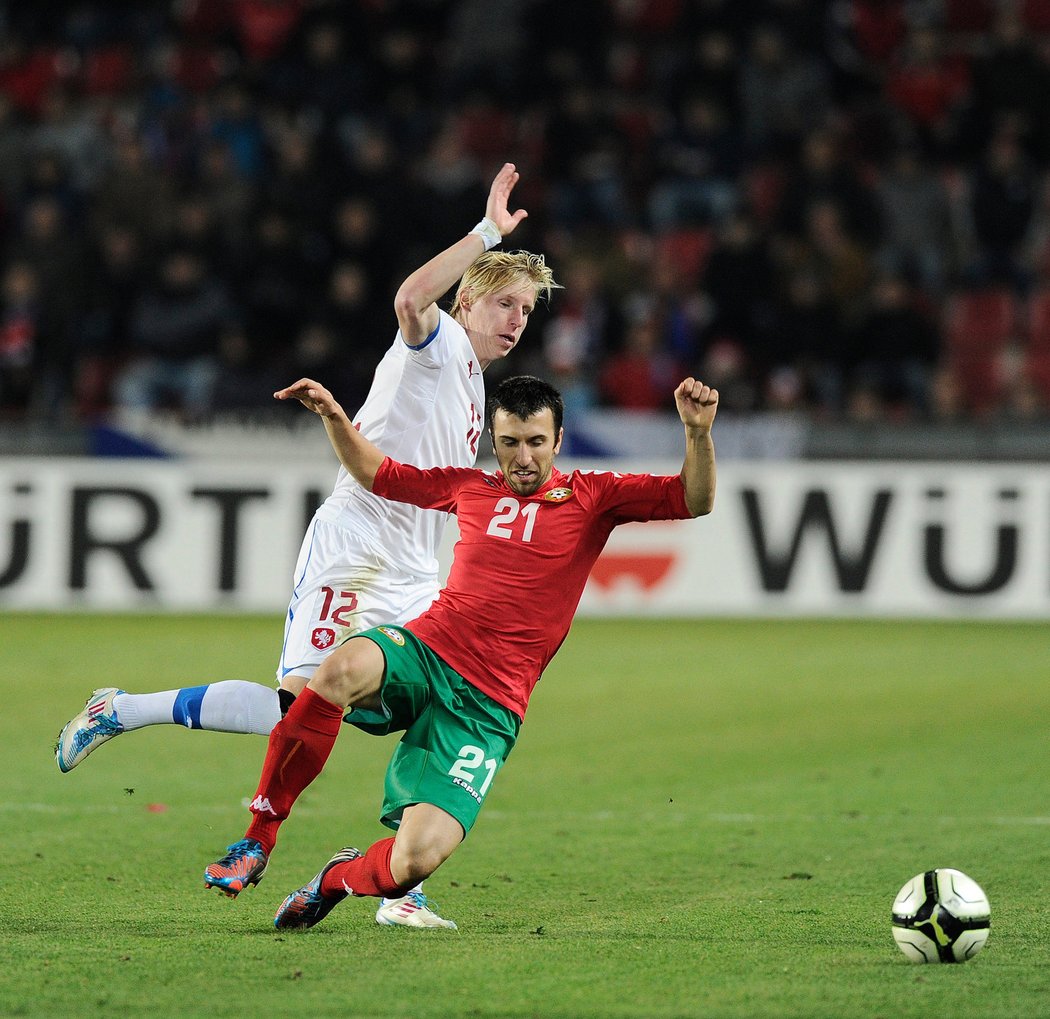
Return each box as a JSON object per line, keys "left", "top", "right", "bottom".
{"left": 276, "top": 515, "right": 440, "bottom": 683}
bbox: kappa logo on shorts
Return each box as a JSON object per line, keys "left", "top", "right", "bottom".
{"left": 311, "top": 627, "right": 336, "bottom": 650}
{"left": 378, "top": 626, "right": 405, "bottom": 646}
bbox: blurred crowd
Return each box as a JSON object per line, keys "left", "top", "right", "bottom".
{"left": 3, "top": 0, "right": 1050, "bottom": 427}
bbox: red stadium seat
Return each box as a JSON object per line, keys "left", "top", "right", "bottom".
{"left": 1024, "top": 288, "right": 1050, "bottom": 355}
{"left": 81, "top": 46, "right": 134, "bottom": 96}
{"left": 743, "top": 163, "right": 785, "bottom": 225}
{"left": 941, "top": 288, "right": 1016, "bottom": 413}
{"left": 652, "top": 228, "right": 713, "bottom": 287}
{"left": 1021, "top": 0, "right": 1050, "bottom": 34}
{"left": 1022, "top": 289, "right": 1050, "bottom": 401}
{"left": 942, "top": 0, "right": 995, "bottom": 33}
{"left": 1026, "top": 353, "right": 1050, "bottom": 402}
{"left": 942, "top": 288, "right": 1015, "bottom": 356}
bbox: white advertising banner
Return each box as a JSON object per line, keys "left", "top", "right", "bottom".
{"left": 1, "top": 457, "right": 1047, "bottom": 618}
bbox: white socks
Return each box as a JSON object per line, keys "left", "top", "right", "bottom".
{"left": 112, "top": 681, "right": 283, "bottom": 735}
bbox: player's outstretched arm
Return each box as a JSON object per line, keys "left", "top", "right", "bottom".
{"left": 274, "top": 378, "right": 386, "bottom": 491}
{"left": 674, "top": 377, "right": 718, "bottom": 517}
{"left": 393, "top": 161, "right": 529, "bottom": 344}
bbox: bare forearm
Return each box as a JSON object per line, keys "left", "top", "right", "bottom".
{"left": 321, "top": 409, "right": 386, "bottom": 491}
{"left": 680, "top": 426, "right": 716, "bottom": 516}
{"left": 394, "top": 234, "right": 485, "bottom": 340}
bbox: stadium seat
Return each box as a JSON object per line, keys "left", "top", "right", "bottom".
{"left": 1022, "top": 289, "right": 1050, "bottom": 402}
{"left": 941, "top": 288, "right": 1016, "bottom": 413}
{"left": 81, "top": 46, "right": 134, "bottom": 96}
{"left": 652, "top": 228, "right": 713, "bottom": 287}
{"left": 743, "top": 163, "right": 785, "bottom": 225}
{"left": 1021, "top": 0, "right": 1050, "bottom": 34}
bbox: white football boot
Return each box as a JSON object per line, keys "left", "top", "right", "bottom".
{"left": 55, "top": 687, "right": 125, "bottom": 772}
{"left": 376, "top": 891, "right": 458, "bottom": 929}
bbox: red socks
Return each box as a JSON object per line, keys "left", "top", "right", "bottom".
{"left": 244, "top": 687, "right": 344, "bottom": 853}
{"left": 320, "top": 837, "right": 407, "bottom": 899}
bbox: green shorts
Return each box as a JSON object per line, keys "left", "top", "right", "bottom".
{"left": 346, "top": 625, "right": 521, "bottom": 837}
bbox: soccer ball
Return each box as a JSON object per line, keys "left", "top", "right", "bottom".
{"left": 891, "top": 869, "right": 990, "bottom": 963}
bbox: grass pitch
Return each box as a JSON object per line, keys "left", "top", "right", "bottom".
{"left": 3, "top": 614, "right": 1050, "bottom": 1018}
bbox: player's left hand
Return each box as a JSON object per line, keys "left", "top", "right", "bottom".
{"left": 674, "top": 377, "right": 718, "bottom": 432}
{"left": 274, "top": 378, "right": 342, "bottom": 418}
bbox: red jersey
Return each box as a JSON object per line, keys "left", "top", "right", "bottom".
{"left": 372, "top": 458, "right": 692, "bottom": 719}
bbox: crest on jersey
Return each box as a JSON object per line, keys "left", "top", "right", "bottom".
{"left": 311, "top": 627, "right": 336, "bottom": 650}
{"left": 544, "top": 487, "right": 574, "bottom": 502}
{"left": 378, "top": 626, "right": 406, "bottom": 646}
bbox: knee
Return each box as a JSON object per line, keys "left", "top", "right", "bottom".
{"left": 309, "top": 637, "right": 382, "bottom": 709}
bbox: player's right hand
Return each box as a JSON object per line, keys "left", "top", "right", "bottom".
{"left": 274, "top": 378, "right": 342, "bottom": 418}
{"left": 486, "top": 162, "right": 528, "bottom": 238}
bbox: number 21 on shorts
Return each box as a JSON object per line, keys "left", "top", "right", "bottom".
{"left": 448, "top": 744, "right": 498, "bottom": 803}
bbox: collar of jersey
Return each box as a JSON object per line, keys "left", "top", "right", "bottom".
{"left": 490, "top": 466, "right": 570, "bottom": 497}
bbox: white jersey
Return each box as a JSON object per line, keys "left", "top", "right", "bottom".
{"left": 315, "top": 308, "right": 486, "bottom": 578}
{"left": 277, "top": 309, "right": 485, "bottom": 681}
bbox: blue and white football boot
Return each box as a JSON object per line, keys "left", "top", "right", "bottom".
{"left": 55, "top": 687, "right": 125, "bottom": 773}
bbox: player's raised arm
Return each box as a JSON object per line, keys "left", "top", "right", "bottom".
{"left": 275, "top": 379, "right": 386, "bottom": 491}
{"left": 674, "top": 377, "right": 718, "bottom": 517}
{"left": 393, "top": 161, "right": 529, "bottom": 344}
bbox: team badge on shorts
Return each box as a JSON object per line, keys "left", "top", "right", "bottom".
{"left": 378, "top": 626, "right": 406, "bottom": 646}
{"left": 544, "top": 487, "right": 574, "bottom": 502}
{"left": 311, "top": 627, "right": 336, "bottom": 650}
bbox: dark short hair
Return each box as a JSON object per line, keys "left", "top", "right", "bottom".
{"left": 486, "top": 375, "right": 564, "bottom": 436}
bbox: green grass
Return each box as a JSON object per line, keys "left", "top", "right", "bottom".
{"left": 3, "top": 614, "right": 1050, "bottom": 1017}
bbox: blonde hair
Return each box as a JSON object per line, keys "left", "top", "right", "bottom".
{"left": 450, "top": 250, "right": 560, "bottom": 320}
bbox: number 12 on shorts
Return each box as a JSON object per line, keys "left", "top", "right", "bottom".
{"left": 448, "top": 744, "right": 498, "bottom": 802}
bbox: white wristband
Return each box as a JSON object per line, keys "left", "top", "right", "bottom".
{"left": 469, "top": 217, "right": 502, "bottom": 251}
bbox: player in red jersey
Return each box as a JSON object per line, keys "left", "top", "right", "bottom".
{"left": 204, "top": 371, "right": 718, "bottom": 930}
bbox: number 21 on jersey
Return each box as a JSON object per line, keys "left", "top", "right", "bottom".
{"left": 486, "top": 497, "right": 539, "bottom": 542}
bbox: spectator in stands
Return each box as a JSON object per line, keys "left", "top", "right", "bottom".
{"left": 874, "top": 144, "right": 954, "bottom": 294}
{"left": 263, "top": 16, "right": 364, "bottom": 130}
{"left": 598, "top": 312, "right": 685, "bottom": 411}
{"left": 317, "top": 260, "right": 390, "bottom": 409}
{"left": 194, "top": 138, "right": 258, "bottom": 252}
{"left": 846, "top": 273, "right": 939, "bottom": 420}
{"left": 8, "top": 193, "right": 85, "bottom": 413}
{"left": 28, "top": 83, "right": 107, "bottom": 194}
{"left": 883, "top": 25, "right": 969, "bottom": 155}
{"left": 964, "top": 11, "right": 1042, "bottom": 156}
{"left": 207, "top": 81, "right": 267, "bottom": 181}
{"left": 113, "top": 249, "right": 235, "bottom": 419}
{"left": 544, "top": 82, "right": 632, "bottom": 229}
{"left": 0, "top": 92, "right": 28, "bottom": 206}
{"left": 209, "top": 320, "right": 276, "bottom": 414}
{"left": 91, "top": 132, "right": 175, "bottom": 244}
{"left": 739, "top": 24, "right": 832, "bottom": 156}
{"left": 237, "top": 206, "right": 311, "bottom": 360}
{"left": 647, "top": 94, "right": 741, "bottom": 230}
{"left": 800, "top": 199, "right": 874, "bottom": 326}
{"left": 666, "top": 30, "right": 741, "bottom": 123}
{"left": 702, "top": 210, "right": 777, "bottom": 356}
{"left": 963, "top": 129, "right": 1038, "bottom": 293}
{"left": 769, "top": 268, "right": 846, "bottom": 415}
{"left": 539, "top": 254, "right": 619, "bottom": 415}
{"left": 776, "top": 128, "right": 882, "bottom": 247}
{"left": 74, "top": 223, "right": 145, "bottom": 418}
{"left": 0, "top": 261, "right": 42, "bottom": 416}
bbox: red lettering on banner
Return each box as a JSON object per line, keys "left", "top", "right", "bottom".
{"left": 589, "top": 553, "right": 676, "bottom": 591}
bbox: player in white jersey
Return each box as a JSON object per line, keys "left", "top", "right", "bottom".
{"left": 55, "top": 162, "right": 559, "bottom": 928}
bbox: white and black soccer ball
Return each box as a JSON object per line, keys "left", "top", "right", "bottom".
{"left": 891, "top": 868, "right": 990, "bottom": 963}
